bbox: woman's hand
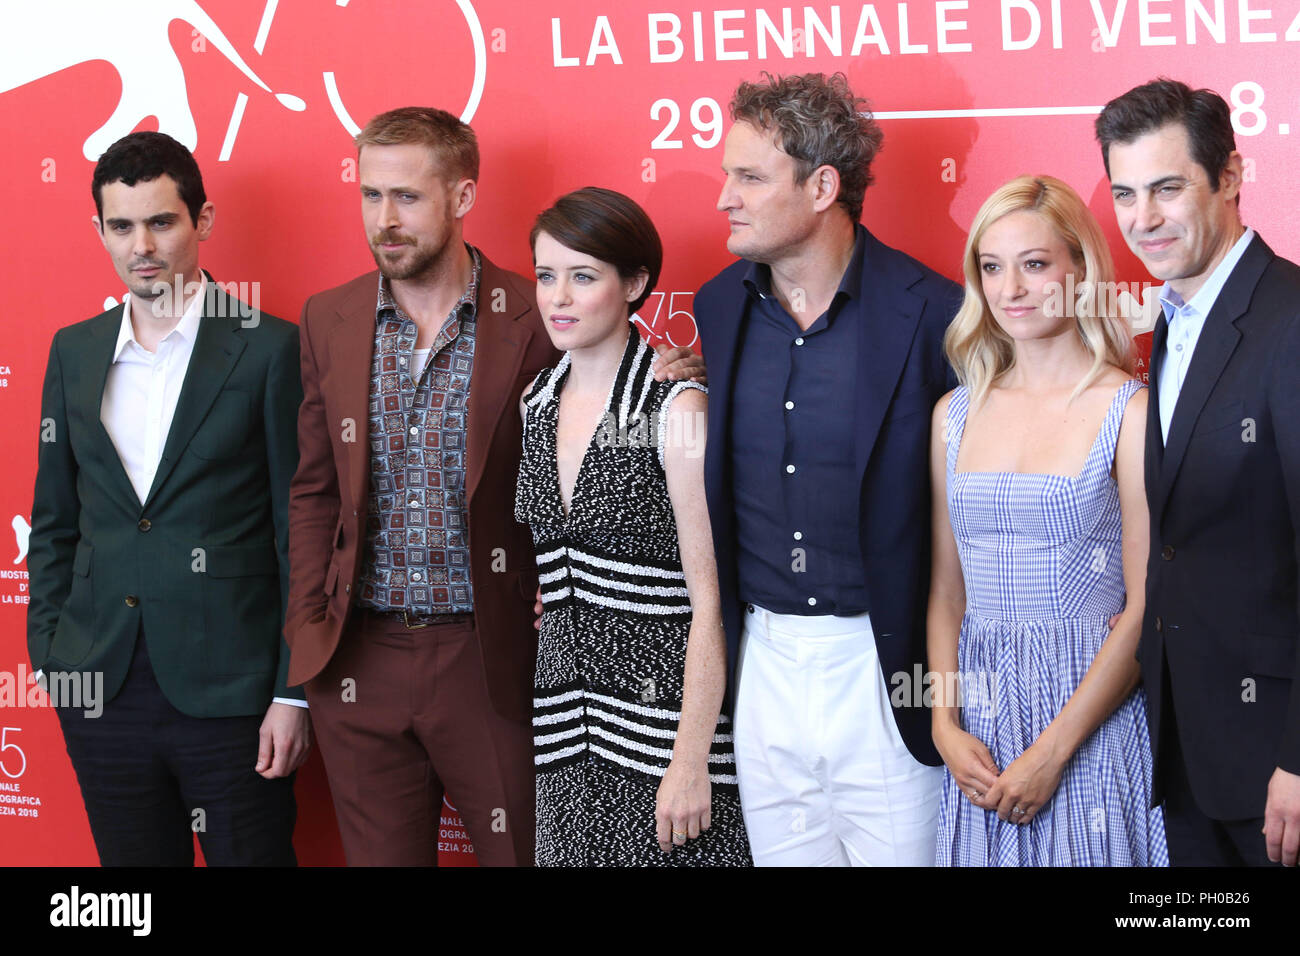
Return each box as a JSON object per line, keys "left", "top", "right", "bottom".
{"left": 933, "top": 722, "right": 1000, "bottom": 809}
{"left": 984, "top": 736, "right": 1067, "bottom": 825}
{"left": 655, "top": 756, "right": 711, "bottom": 853}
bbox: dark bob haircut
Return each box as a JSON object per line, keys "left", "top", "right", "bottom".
{"left": 92, "top": 131, "right": 207, "bottom": 225}
{"left": 530, "top": 187, "right": 662, "bottom": 317}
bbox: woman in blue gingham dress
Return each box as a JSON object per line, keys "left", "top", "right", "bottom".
{"left": 934, "top": 381, "right": 1168, "bottom": 865}
{"left": 930, "top": 176, "right": 1167, "bottom": 866}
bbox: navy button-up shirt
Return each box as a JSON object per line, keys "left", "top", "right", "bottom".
{"left": 729, "top": 227, "right": 869, "bottom": 615}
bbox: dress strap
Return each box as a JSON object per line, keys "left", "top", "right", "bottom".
{"left": 657, "top": 380, "right": 708, "bottom": 468}
{"left": 943, "top": 386, "right": 970, "bottom": 477}
{"left": 1085, "top": 378, "right": 1145, "bottom": 476}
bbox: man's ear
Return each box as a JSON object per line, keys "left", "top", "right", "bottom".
{"left": 91, "top": 215, "right": 107, "bottom": 250}
{"left": 453, "top": 179, "right": 477, "bottom": 219}
{"left": 1220, "top": 151, "right": 1244, "bottom": 202}
{"left": 195, "top": 201, "right": 215, "bottom": 241}
{"left": 809, "top": 164, "right": 841, "bottom": 214}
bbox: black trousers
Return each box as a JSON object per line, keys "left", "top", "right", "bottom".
{"left": 53, "top": 631, "right": 296, "bottom": 866}
{"left": 1161, "top": 709, "right": 1276, "bottom": 867}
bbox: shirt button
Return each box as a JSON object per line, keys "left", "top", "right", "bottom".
{"left": 807, "top": 597, "right": 817, "bottom": 606}
{"left": 400, "top": 356, "right": 408, "bottom": 365}
{"left": 785, "top": 464, "right": 796, "bottom": 474}
{"left": 411, "top": 572, "right": 422, "bottom": 582}
{"left": 124, "top": 595, "right": 139, "bottom": 608}
{"left": 409, "top": 426, "right": 418, "bottom": 436}
{"left": 785, "top": 401, "right": 795, "bottom": 410}
{"left": 794, "top": 337, "right": 805, "bottom": 346}
{"left": 409, "top": 499, "right": 419, "bottom": 508}
{"left": 1175, "top": 343, "right": 1183, "bottom": 351}
{"left": 793, "top": 531, "right": 803, "bottom": 541}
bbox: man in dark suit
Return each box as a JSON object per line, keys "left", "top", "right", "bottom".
{"left": 27, "top": 131, "right": 310, "bottom": 865}
{"left": 285, "top": 107, "right": 702, "bottom": 866}
{"left": 1097, "top": 79, "right": 1300, "bottom": 866}
{"left": 694, "top": 73, "right": 960, "bottom": 865}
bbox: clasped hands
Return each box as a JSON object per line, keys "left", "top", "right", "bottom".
{"left": 935, "top": 724, "right": 1066, "bottom": 825}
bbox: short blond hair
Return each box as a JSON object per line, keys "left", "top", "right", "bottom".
{"left": 354, "top": 106, "right": 479, "bottom": 181}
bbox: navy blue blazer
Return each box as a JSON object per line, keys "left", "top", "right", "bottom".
{"left": 694, "top": 225, "right": 961, "bottom": 765}
{"left": 1140, "top": 232, "right": 1300, "bottom": 819}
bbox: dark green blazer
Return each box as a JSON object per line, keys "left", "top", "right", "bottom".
{"left": 27, "top": 279, "right": 304, "bottom": 717}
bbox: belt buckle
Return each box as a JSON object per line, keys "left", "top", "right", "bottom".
{"left": 402, "top": 609, "right": 430, "bottom": 629}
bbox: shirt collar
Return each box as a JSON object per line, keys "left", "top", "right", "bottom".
{"left": 742, "top": 224, "right": 866, "bottom": 304}
{"left": 1159, "top": 226, "right": 1255, "bottom": 321}
{"left": 113, "top": 274, "right": 206, "bottom": 361}
{"left": 376, "top": 243, "right": 482, "bottom": 323}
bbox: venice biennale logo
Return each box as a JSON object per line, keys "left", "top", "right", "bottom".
{"left": 0, "top": 1, "right": 487, "bottom": 161}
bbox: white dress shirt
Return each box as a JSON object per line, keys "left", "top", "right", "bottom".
{"left": 36, "top": 279, "right": 306, "bottom": 709}
{"left": 1157, "top": 227, "right": 1255, "bottom": 443}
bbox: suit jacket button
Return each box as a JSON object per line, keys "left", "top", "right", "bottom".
{"left": 345, "top": 584, "right": 351, "bottom": 594}
{"left": 137, "top": 518, "right": 151, "bottom": 532}
{"left": 125, "top": 595, "right": 139, "bottom": 608}
{"left": 1161, "top": 545, "right": 1175, "bottom": 561}
{"left": 1155, "top": 616, "right": 1163, "bottom": 632}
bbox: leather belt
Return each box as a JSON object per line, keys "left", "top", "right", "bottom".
{"left": 364, "top": 608, "right": 473, "bottom": 629}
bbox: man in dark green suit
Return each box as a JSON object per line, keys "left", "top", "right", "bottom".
{"left": 26, "top": 131, "right": 310, "bottom": 865}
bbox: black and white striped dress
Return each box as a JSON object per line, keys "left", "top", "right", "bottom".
{"left": 515, "top": 328, "right": 751, "bottom": 867}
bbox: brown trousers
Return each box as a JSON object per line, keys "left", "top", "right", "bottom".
{"left": 305, "top": 610, "right": 535, "bottom": 866}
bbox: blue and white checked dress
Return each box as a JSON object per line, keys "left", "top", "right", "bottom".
{"left": 935, "top": 380, "right": 1169, "bottom": 866}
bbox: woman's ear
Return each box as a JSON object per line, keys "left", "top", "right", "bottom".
{"left": 626, "top": 268, "right": 650, "bottom": 303}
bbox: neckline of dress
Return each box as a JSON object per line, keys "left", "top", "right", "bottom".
{"left": 951, "top": 379, "right": 1137, "bottom": 483}
{"left": 551, "top": 325, "right": 644, "bottom": 520}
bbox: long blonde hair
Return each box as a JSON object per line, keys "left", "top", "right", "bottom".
{"left": 945, "top": 175, "right": 1134, "bottom": 407}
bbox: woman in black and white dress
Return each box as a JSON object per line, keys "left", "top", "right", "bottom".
{"left": 515, "top": 187, "right": 751, "bottom": 866}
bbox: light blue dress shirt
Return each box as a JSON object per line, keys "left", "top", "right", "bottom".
{"left": 1157, "top": 227, "right": 1255, "bottom": 443}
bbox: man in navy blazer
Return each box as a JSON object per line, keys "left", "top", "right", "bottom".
{"left": 1097, "top": 79, "right": 1300, "bottom": 866}
{"left": 694, "top": 73, "right": 960, "bottom": 865}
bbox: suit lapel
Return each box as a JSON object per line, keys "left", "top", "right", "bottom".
{"left": 854, "top": 230, "right": 925, "bottom": 479}
{"left": 1144, "top": 320, "right": 1167, "bottom": 496}
{"left": 82, "top": 306, "right": 143, "bottom": 509}
{"left": 1155, "top": 235, "right": 1270, "bottom": 519}
{"left": 328, "top": 279, "right": 378, "bottom": 514}
{"left": 142, "top": 283, "right": 244, "bottom": 508}
{"left": 467, "top": 258, "right": 531, "bottom": 503}
{"left": 702, "top": 284, "right": 747, "bottom": 508}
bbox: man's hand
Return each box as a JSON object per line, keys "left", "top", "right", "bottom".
{"left": 1263, "top": 766, "right": 1300, "bottom": 865}
{"left": 652, "top": 343, "right": 707, "bottom": 384}
{"left": 255, "top": 702, "right": 312, "bottom": 779}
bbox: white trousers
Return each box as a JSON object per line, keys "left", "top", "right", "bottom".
{"left": 734, "top": 605, "right": 941, "bottom": 866}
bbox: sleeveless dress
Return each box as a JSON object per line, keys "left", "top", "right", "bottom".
{"left": 515, "top": 329, "right": 752, "bottom": 867}
{"left": 934, "top": 380, "right": 1169, "bottom": 866}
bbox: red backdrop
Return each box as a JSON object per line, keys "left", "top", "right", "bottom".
{"left": 2, "top": 0, "right": 1297, "bottom": 865}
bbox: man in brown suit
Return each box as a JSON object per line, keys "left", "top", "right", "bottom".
{"left": 285, "top": 107, "right": 702, "bottom": 865}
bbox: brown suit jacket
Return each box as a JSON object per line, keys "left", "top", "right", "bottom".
{"left": 284, "top": 254, "right": 559, "bottom": 721}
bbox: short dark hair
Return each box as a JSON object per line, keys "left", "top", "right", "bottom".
{"left": 1095, "top": 78, "right": 1237, "bottom": 192}
{"left": 92, "top": 131, "right": 207, "bottom": 225}
{"left": 530, "top": 187, "right": 662, "bottom": 316}
{"left": 355, "top": 106, "right": 479, "bottom": 182}
{"left": 730, "top": 72, "right": 883, "bottom": 222}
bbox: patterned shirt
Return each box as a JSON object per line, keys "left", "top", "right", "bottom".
{"left": 357, "top": 246, "right": 481, "bottom": 615}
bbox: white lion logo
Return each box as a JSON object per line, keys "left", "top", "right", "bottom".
{"left": 13, "top": 515, "right": 30, "bottom": 566}
{"left": 0, "top": 0, "right": 304, "bottom": 160}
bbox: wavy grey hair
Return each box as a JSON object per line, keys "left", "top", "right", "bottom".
{"left": 729, "top": 72, "right": 883, "bottom": 222}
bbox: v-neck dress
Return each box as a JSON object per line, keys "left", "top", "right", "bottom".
{"left": 935, "top": 380, "right": 1169, "bottom": 866}
{"left": 515, "top": 329, "right": 752, "bottom": 866}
